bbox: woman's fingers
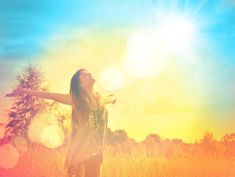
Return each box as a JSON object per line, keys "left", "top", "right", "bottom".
{"left": 112, "top": 98, "right": 116, "bottom": 104}
{"left": 5, "top": 88, "right": 23, "bottom": 97}
{"left": 5, "top": 93, "right": 10, "bottom": 97}
{"left": 5, "top": 92, "right": 15, "bottom": 97}
{"left": 109, "top": 95, "right": 116, "bottom": 104}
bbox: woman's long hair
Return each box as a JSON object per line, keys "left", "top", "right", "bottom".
{"left": 70, "top": 68, "right": 98, "bottom": 136}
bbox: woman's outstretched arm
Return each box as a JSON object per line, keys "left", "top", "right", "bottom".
{"left": 5, "top": 88, "right": 73, "bottom": 105}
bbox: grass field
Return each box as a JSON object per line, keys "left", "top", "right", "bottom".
{"left": 1, "top": 142, "right": 235, "bottom": 177}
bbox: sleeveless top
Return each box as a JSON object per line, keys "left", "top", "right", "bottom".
{"left": 64, "top": 93, "right": 109, "bottom": 169}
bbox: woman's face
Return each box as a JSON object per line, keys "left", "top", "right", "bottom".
{"left": 79, "top": 70, "right": 96, "bottom": 89}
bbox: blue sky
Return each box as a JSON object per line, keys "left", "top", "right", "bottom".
{"left": 0, "top": 0, "right": 234, "bottom": 61}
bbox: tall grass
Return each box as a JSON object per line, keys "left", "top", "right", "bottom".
{"left": 1, "top": 142, "right": 235, "bottom": 177}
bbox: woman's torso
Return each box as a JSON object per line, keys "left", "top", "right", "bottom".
{"left": 65, "top": 92, "right": 109, "bottom": 168}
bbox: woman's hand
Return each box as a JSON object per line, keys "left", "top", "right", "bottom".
{"left": 110, "top": 94, "right": 116, "bottom": 104}
{"left": 105, "top": 94, "right": 116, "bottom": 104}
{"left": 5, "top": 88, "right": 24, "bottom": 97}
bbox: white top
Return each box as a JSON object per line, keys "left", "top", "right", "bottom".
{"left": 64, "top": 94, "right": 109, "bottom": 169}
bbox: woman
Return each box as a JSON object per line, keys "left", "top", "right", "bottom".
{"left": 5, "top": 68, "right": 116, "bottom": 177}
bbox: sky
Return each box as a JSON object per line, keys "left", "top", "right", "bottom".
{"left": 0, "top": 0, "right": 235, "bottom": 143}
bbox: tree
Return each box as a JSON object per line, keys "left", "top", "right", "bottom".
{"left": 199, "top": 132, "right": 218, "bottom": 157}
{"left": 222, "top": 133, "right": 235, "bottom": 145}
{"left": 143, "top": 133, "right": 161, "bottom": 145}
{"left": 107, "top": 129, "right": 129, "bottom": 145}
{"left": 4, "top": 64, "right": 51, "bottom": 139}
{"left": 200, "top": 132, "right": 215, "bottom": 145}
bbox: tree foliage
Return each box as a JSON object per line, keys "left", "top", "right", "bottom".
{"left": 4, "top": 64, "right": 51, "bottom": 139}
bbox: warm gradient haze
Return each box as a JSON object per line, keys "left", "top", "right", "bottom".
{"left": 0, "top": 0, "right": 235, "bottom": 144}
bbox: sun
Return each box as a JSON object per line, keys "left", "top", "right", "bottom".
{"left": 157, "top": 15, "right": 196, "bottom": 53}
{"left": 125, "top": 13, "right": 198, "bottom": 79}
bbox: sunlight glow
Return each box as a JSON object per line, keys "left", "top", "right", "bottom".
{"left": 157, "top": 15, "right": 196, "bottom": 53}
{"left": 98, "top": 66, "right": 124, "bottom": 91}
{"left": 125, "top": 13, "right": 197, "bottom": 78}
{"left": 125, "top": 31, "right": 167, "bottom": 78}
{"left": 41, "top": 125, "right": 65, "bottom": 149}
{"left": 0, "top": 144, "right": 19, "bottom": 169}
{"left": 12, "top": 136, "right": 28, "bottom": 154}
{"left": 28, "top": 112, "right": 65, "bottom": 149}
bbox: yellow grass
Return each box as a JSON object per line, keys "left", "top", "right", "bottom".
{"left": 1, "top": 144, "right": 235, "bottom": 177}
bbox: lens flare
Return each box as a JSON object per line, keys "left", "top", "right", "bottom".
{"left": 0, "top": 143, "right": 19, "bottom": 169}
{"left": 99, "top": 66, "right": 124, "bottom": 91}
{"left": 28, "top": 112, "right": 65, "bottom": 148}
{"left": 12, "top": 136, "right": 28, "bottom": 154}
{"left": 41, "top": 125, "right": 65, "bottom": 149}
